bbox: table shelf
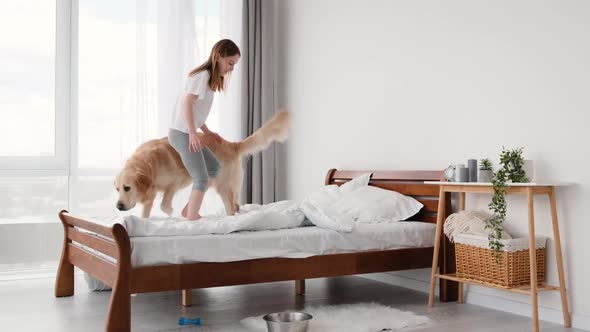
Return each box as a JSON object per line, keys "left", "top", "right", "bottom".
{"left": 427, "top": 182, "right": 571, "bottom": 332}
{"left": 434, "top": 273, "right": 562, "bottom": 295}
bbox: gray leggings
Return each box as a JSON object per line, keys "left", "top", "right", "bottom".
{"left": 168, "top": 128, "right": 220, "bottom": 191}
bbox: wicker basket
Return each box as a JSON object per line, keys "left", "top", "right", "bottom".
{"left": 454, "top": 234, "right": 547, "bottom": 288}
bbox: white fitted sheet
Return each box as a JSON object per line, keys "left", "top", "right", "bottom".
{"left": 128, "top": 221, "right": 436, "bottom": 267}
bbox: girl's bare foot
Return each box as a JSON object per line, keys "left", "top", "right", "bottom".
{"left": 182, "top": 204, "right": 201, "bottom": 220}
{"left": 187, "top": 214, "right": 202, "bottom": 221}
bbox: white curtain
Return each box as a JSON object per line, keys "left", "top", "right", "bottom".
{"left": 72, "top": 0, "right": 244, "bottom": 217}
{"left": 136, "top": 0, "right": 197, "bottom": 140}
{"left": 135, "top": 0, "right": 244, "bottom": 140}
{"left": 218, "top": 0, "right": 245, "bottom": 142}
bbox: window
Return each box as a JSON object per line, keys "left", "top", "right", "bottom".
{"left": 0, "top": 2, "right": 56, "bottom": 158}
{"left": 0, "top": 0, "right": 239, "bottom": 272}
{"left": 0, "top": 177, "right": 68, "bottom": 223}
{"left": 0, "top": 0, "right": 69, "bottom": 171}
{"left": 78, "top": 0, "right": 146, "bottom": 170}
{"left": 0, "top": 1, "right": 71, "bottom": 273}
{"left": 0, "top": 0, "right": 70, "bottom": 226}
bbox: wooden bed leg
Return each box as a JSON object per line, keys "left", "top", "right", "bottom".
{"left": 107, "top": 224, "right": 132, "bottom": 332}
{"left": 182, "top": 289, "right": 193, "bottom": 307}
{"left": 55, "top": 210, "right": 74, "bottom": 297}
{"left": 295, "top": 280, "right": 305, "bottom": 295}
{"left": 55, "top": 251, "right": 74, "bottom": 297}
{"left": 107, "top": 278, "right": 131, "bottom": 332}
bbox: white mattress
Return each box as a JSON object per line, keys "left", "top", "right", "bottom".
{"left": 128, "top": 221, "right": 436, "bottom": 267}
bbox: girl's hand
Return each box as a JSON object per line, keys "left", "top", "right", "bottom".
{"left": 188, "top": 129, "right": 202, "bottom": 152}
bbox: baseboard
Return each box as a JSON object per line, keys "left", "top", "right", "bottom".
{"left": 359, "top": 271, "right": 438, "bottom": 295}
{"left": 0, "top": 266, "right": 83, "bottom": 282}
{"left": 465, "top": 290, "right": 590, "bottom": 330}
{"left": 359, "top": 272, "right": 590, "bottom": 331}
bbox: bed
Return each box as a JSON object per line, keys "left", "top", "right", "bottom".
{"left": 55, "top": 169, "right": 458, "bottom": 331}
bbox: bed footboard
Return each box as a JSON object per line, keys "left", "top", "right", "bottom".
{"left": 56, "top": 210, "right": 132, "bottom": 332}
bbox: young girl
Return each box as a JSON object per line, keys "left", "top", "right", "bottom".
{"left": 168, "top": 39, "right": 241, "bottom": 220}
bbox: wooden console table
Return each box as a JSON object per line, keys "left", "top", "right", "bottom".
{"left": 425, "top": 182, "right": 571, "bottom": 332}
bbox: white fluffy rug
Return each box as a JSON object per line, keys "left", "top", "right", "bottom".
{"left": 240, "top": 302, "right": 430, "bottom": 332}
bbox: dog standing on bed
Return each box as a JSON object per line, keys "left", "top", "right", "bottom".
{"left": 114, "top": 110, "right": 289, "bottom": 218}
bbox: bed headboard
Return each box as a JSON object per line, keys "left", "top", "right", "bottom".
{"left": 324, "top": 169, "right": 451, "bottom": 223}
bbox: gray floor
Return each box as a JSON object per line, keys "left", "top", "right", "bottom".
{"left": 0, "top": 275, "right": 581, "bottom": 332}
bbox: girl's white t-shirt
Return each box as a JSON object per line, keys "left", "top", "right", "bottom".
{"left": 169, "top": 70, "right": 215, "bottom": 133}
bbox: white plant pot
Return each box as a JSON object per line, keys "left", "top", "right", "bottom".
{"left": 478, "top": 169, "right": 493, "bottom": 183}
{"left": 524, "top": 160, "right": 534, "bottom": 182}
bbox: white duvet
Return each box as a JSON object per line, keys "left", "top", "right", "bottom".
{"left": 110, "top": 172, "right": 423, "bottom": 240}
{"left": 122, "top": 200, "right": 305, "bottom": 237}
{"left": 121, "top": 178, "right": 375, "bottom": 237}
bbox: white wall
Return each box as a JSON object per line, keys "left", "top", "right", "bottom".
{"left": 276, "top": 0, "right": 590, "bottom": 329}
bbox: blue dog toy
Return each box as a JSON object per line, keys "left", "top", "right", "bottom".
{"left": 178, "top": 317, "right": 201, "bottom": 326}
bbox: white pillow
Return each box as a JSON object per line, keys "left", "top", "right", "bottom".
{"left": 295, "top": 173, "right": 371, "bottom": 232}
{"left": 332, "top": 185, "right": 423, "bottom": 223}
{"left": 339, "top": 172, "right": 372, "bottom": 193}
{"left": 298, "top": 184, "right": 354, "bottom": 232}
{"left": 304, "top": 185, "right": 344, "bottom": 204}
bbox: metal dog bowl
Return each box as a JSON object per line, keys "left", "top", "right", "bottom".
{"left": 262, "top": 311, "right": 313, "bottom": 332}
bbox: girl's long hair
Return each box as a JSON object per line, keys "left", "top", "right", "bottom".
{"left": 188, "top": 39, "right": 241, "bottom": 92}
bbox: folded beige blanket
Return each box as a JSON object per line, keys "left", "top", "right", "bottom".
{"left": 443, "top": 210, "right": 512, "bottom": 242}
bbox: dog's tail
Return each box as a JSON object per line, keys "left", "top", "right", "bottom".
{"left": 237, "top": 110, "right": 290, "bottom": 156}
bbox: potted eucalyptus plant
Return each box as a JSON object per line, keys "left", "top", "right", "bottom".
{"left": 486, "top": 147, "right": 529, "bottom": 259}
{"left": 478, "top": 158, "right": 493, "bottom": 183}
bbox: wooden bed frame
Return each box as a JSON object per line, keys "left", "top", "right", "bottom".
{"left": 55, "top": 169, "right": 457, "bottom": 331}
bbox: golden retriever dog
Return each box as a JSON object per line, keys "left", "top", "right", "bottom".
{"left": 114, "top": 110, "right": 289, "bottom": 218}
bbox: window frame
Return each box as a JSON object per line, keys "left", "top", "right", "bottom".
{"left": 0, "top": 0, "right": 73, "bottom": 174}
